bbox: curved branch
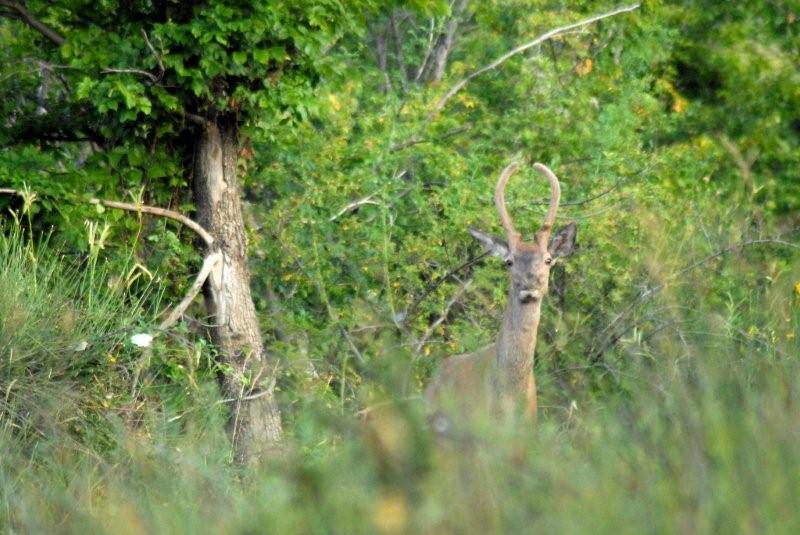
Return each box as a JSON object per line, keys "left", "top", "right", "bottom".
{"left": 88, "top": 198, "right": 214, "bottom": 247}
{"left": 1, "top": 189, "right": 212, "bottom": 246}
{"left": 101, "top": 67, "right": 158, "bottom": 83}
{"left": 159, "top": 250, "right": 222, "bottom": 330}
{"left": 425, "top": 3, "right": 640, "bottom": 124}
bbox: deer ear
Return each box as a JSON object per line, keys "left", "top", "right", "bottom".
{"left": 548, "top": 222, "right": 576, "bottom": 258}
{"left": 469, "top": 227, "right": 510, "bottom": 259}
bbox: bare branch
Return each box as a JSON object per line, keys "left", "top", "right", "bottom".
{"left": 88, "top": 198, "right": 214, "bottom": 247}
{"left": 101, "top": 67, "right": 159, "bottom": 83}
{"left": 533, "top": 176, "right": 624, "bottom": 207}
{"left": 159, "top": 250, "right": 222, "bottom": 330}
{"left": 178, "top": 110, "right": 211, "bottom": 127}
{"left": 329, "top": 193, "right": 381, "bottom": 222}
{"left": 0, "top": 0, "right": 65, "bottom": 46}
{"left": 341, "top": 326, "right": 366, "bottom": 364}
{"left": 425, "top": 3, "right": 640, "bottom": 124}
{"left": 370, "top": 21, "right": 393, "bottom": 94}
{"left": 2, "top": 189, "right": 214, "bottom": 246}
{"left": 719, "top": 135, "right": 759, "bottom": 196}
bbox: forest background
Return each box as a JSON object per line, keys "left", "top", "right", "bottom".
{"left": 1, "top": 0, "right": 799, "bottom": 532}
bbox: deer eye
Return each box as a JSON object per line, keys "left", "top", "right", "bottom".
{"left": 544, "top": 256, "right": 553, "bottom": 265}
{"left": 505, "top": 259, "right": 514, "bottom": 267}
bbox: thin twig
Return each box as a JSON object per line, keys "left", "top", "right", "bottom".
{"left": 532, "top": 176, "right": 625, "bottom": 207}
{"left": 141, "top": 28, "right": 164, "bottom": 74}
{"left": 406, "top": 251, "right": 488, "bottom": 321}
{"left": 414, "top": 18, "right": 437, "bottom": 83}
{"left": 591, "top": 236, "right": 800, "bottom": 362}
{"left": 178, "top": 110, "right": 211, "bottom": 127}
{"left": 719, "top": 135, "right": 758, "bottom": 195}
{"left": 389, "top": 123, "right": 472, "bottom": 152}
{"left": 389, "top": 12, "right": 409, "bottom": 93}
{"left": 167, "top": 378, "right": 276, "bottom": 423}
{"left": 415, "top": 278, "right": 472, "bottom": 354}
{"left": 340, "top": 326, "right": 366, "bottom": 364}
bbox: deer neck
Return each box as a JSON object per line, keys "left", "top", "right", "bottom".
{"left": 495, "top": 290, "right": 542, "bottom": 394}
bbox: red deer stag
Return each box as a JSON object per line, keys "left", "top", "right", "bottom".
{"left": 425, "top": 161, "right": 576, "bottom": 430}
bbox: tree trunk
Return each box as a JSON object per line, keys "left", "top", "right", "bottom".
{"left": 193, "top": 119, "right": 282, "bottom": 464}
{"left": 427, "top": 0, "right": 470, "bottom": 83}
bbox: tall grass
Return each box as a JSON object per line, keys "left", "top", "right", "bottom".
{"left": 1, "top": 213, "right": 799, "bottom": 533}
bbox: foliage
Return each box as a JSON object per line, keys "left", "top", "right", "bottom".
{"left": 1, "top": 219, "right": 800, "bottom": 532}
{"left": 1, "top": 0, "right": 800, "bottom": 531}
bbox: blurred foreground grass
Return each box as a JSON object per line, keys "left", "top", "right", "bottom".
{"left": 1, "top": 218, "right": 800, "bottom": 534}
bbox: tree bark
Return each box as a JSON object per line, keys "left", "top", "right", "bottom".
{"left": 193, "top": 120, "right": 282, "bottom": 464}
{"left": 427, "top": 0, "right": 470, "bottom": 83}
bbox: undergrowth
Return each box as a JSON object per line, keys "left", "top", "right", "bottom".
{"left": 1, "top": 209, "right": 800, "bottom": 534}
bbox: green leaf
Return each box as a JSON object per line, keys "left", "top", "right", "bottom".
{"left": 233, "top": 51, "right": 247, "bottom": 65}
{"left": 253, "top": 49, "right": 270, "bottom": 64}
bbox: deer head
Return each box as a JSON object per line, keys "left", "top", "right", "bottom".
{"left": 469, "top": 162, "right": 576, "bottom": 305}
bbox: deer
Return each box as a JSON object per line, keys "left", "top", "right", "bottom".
{"left": 425, "top": 161, "right": 576, "bottom": 431}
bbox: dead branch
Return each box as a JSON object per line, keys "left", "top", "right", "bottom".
{"left": 425, "top": 3, "right": 640, "bottom": 124}
{"left": 88, "top": 198, "right": 214, "bottom": 246}
{"left": 370, "top": 21, "right": 393, "bottom": 94}
{"left": 532, "top": 176, "right": 625, "bottom": 207}
{"left": 2, "top": 189, "right": 213, "bottom": 246}
{"left": 159, "top": 250, "right": 222, "bottom": 330}
{"left": 340, "top": 326, "right": 366, "bottom": 364}
{"left": 329, "top": 193, "right": 381, "bottom": 221}
{"left": 100, "top": 67, "right": 159, "bottom": 83}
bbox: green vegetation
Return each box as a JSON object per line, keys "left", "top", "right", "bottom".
{"left": 1, "top": 0, "right": 799, "bottom": 532}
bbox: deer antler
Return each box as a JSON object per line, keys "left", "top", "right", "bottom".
{"left": 495, "top": 161, "right": 522, "bottom": 250}
{"left": 533, "top": 163, "right": 561, "bottom": 244}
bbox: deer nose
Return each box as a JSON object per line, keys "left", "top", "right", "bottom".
{"left": 524, "top": 274, "right": 543, "bottom": 286}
